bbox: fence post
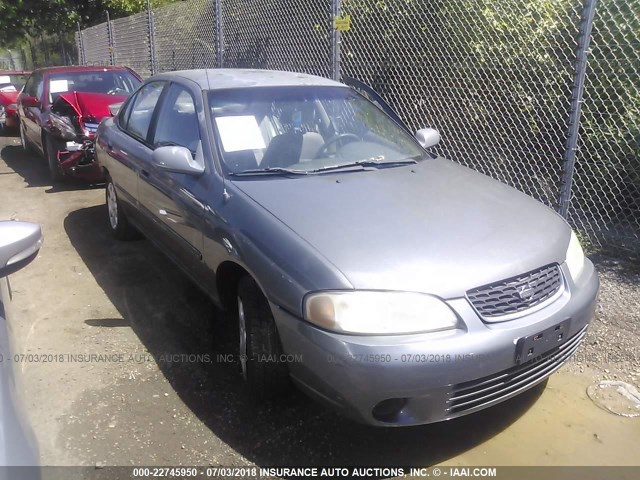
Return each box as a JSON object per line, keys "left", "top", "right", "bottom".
{"left": 557, "top": 0, "right": 598, "bottom": 218}
{"left": 331, "top": 0, "right": 341, "bottom": 81}
{"left": 77, "top": 22, "right": 85, "bottom": 65}
{"left": 215, "top": 0, "right": 224, "bottom": 67}
{"left": 59, "top": 33, "right": 67, "bottom": 66}
{"left": 146, "top": 0, "right": 157, "bottom": 75}
{"left": 106, "top": 10, "right": 115, "bottom": 66}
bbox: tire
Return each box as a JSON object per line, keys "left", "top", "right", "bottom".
{"left": 19, "top": 122, "right": 32, "bottom": 152}
{"left": 237, "top": 275, "right": 290, "bottom": 400}
{"left": 105, "top": 175, "right": 140, "bottom": 241}
{"left": 45, "top": 134, "right": 64, "bottom": 182}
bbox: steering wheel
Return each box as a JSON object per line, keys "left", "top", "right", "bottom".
{"left": 107, "top": 88, "right": 126, "bottom": 95}
{"left": 314, "top": 133, "right": 360, "bottom": 159}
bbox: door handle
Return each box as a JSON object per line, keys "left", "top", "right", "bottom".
{"left": 141, "top": 169, "right": 150, "bottom": 178}
{"left": 106, "top": 142, "right": 113, "bottom": 151}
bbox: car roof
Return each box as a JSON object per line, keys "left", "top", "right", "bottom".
{"left": 0, "top": 70, "right": 31, "bottom": 76}
{"left": 154, "top": 69, "right": 346, "bottom": 91}
{"left": 30, "top": 65, "right": 135, "bottom": 75}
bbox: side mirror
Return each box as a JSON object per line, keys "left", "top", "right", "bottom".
{"left": 415, "top": 128, "right": 441, "bottom": 149}
{"left": 108, "top": 102, "right": 123, "bottom": 116}
{"left": 0, "top": 221, "right": 43, "bottom": 278}
{"left": 21, "top": 96, "right": 40, "bottom": 108}
{"left": 152, "top": 145, "right": 205, "bottom": 176}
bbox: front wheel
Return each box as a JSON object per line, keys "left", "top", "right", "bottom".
{"left": 237, "top": 276, "right": 290, "bottom": 400}
{"left": 106, "top": 176, "right": 140, "bottom": 241}
{"left": 45, "top": 134, "right": 64, "bottom": 182}
{"left": 20, "top": 122, "right": 32, "bottom": 152}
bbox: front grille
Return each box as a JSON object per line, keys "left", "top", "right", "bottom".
{"left": 467, "top": 264, "right": 562, "bottom": 318}
{"left": 447, "top": 325, "right": 586, "bottom": 415}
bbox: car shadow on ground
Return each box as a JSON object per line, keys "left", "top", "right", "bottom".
{"left": 0, "top": 144, "right": 102, "bottom": 191}
{"left": 64, "top": 204, "right": 546, "bottom": 467}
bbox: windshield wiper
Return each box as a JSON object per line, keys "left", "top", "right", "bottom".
{"left": 309, "top": 156, "right": 418, "bottom": 173}
{"left": 229, "top": 156, "right": 419, "bottom": 176}
{"left": 229, "top": 167, "right": 309, "bottom": 177}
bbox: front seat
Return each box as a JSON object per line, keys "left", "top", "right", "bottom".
{"left": 260, "top": 131, "right": 304, "bottom": 168}
{"left": 300, "top": 132, "right": 324, "bottom": 160}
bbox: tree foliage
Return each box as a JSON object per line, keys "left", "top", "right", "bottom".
{"left": 0, "top": 0, "right": 178, "bottom": 47}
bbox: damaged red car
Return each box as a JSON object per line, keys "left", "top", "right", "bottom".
{"left": 17, "top": 66, "right": 141, "bottom": 182}
{"left": 0, "top": 70, "right": 30, "bottom": 132}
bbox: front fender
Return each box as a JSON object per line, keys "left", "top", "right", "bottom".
{"left": 204, "top": 182, "right": 353, "bottom": 317}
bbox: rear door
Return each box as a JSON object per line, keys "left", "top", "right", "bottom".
{"left": 98, "top": 81, "right": 166, "bottom": 217}
{"left": 19, "top": 73, "right": 44, "bottom": 148}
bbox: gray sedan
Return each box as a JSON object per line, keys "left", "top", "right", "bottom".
{"left": 95, "top": 69, "right": 599, "bottom": 426}
{"left": 0, "top": 221, "right": 42, "bottom": 467}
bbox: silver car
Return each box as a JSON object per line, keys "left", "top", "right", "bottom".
{"left": 96, "top": 69, "right": 599, "bottom": 426}
{"left": 0, "top": 221, "right": 42, "bottom": 466}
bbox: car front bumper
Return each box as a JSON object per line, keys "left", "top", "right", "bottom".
{"left": 56, "top": 140, "right": 104, "bottom": 183}
{"left": 272, "top": 260, "right": 599, "bottom": 426}
{"left": 0, "top": 109, "right": 18, "bottom": 129}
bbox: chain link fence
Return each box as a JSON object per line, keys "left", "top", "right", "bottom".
{"left": 154, "top": 0, "right": 218, "bottom": 73}
{"left": 74, "top": 0, "right": 639, "bottom": 257}
{"left": 222, "top": 0, "right": 331, "bottom": 78}
{"left": 111, "top": 12, "right": 154, "bottom": 77}
{"left": 568, "top": 0, "right": 639, "bottom": 253}
{"left": 78, "top": 23, "right": 111, "bottom": 67}
{"left": 340, "top": 0, "right": 579, "bottom": 212}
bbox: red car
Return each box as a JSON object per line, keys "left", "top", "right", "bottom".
{"left": 0, "top": 70, "right": 30, "bottom": 132}
{"left": 17, "top": 66, "right": 142, "bottom": 183}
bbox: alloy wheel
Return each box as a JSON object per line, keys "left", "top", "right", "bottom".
{"left": 107, "top": 182, "right": 119, "bottom": 230}
{"left": 19, "top": 124, "right": 26, "bottom": 150}
{"left": 237, "top": 297, "right": 248, "bottom": 380}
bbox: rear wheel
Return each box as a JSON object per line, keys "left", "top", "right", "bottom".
{"left": 45, "top": 134, "right": 64, "bottom": 182}
{"left": 106, "top": 175, "right": 140, "bottom": 241}
{"left": 237, "top": 275, "right": 290, "bottom": 400}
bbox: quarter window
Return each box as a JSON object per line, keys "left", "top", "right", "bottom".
{"left": 118, "top": 93, "right": 137, "bottom": 130}
{"left": 23, "top": 74, "right": 42, "bottom": 99}
{"left": 23, "top": 75, "right": 35, "bottom": 97}
{"left": 35, "top": 76, "right": 44, "bottom": 102}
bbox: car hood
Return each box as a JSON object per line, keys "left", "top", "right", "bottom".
{"left": 56, "top": 91, "right": 128, "bottom": 120}
{"left": 232, "top": 158, "right": 571, "bottom": 298}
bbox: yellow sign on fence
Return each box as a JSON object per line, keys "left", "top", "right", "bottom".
{"left": 334, "top": 15, "right": 351, "bottom": 32}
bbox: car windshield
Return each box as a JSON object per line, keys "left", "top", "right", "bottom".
{"left": 48, "top": 69, "right": 141, "bottom": 103}
{"left": 0, "top": 73, "right": 29, "bottom": 93}
{"left": 208, "top": 86, "right": 425, "bottom": 175}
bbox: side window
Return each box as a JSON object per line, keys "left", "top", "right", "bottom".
{"left": 153, "top": 84, "right": 200, "bottom": 154}
{"left": 124, "top": 81, "right": 165, "bottom": 141}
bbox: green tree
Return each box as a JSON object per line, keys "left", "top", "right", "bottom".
{"left": 0, "top": 0, "right": 179, "bottom": 47}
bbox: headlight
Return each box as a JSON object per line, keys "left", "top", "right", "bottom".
{"left": 304, "top": 291, "right": 458, "bottom": 335}
{"left": 49, "top": 113, "right": 78, "bottom": 140}
{"left": 565, "top": 230, "right": 585, "bottom": 282}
